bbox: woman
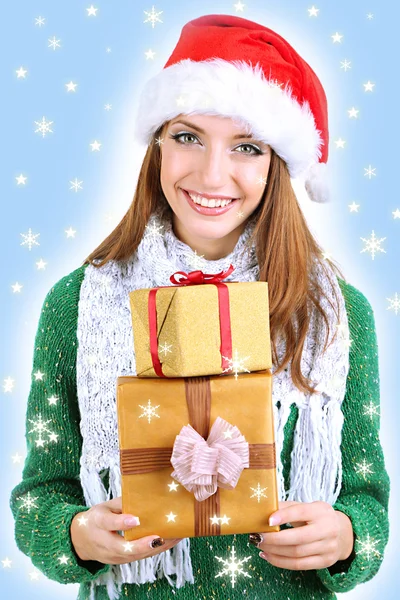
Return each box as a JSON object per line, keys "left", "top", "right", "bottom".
{"left": 10, "top": 13, "right": 390, "bottom": 600}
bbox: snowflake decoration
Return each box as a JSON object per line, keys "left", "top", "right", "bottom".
{"left": 27, "top": 414, "right": 58, "bottom": 448}
{"left": 34, "top": 116, "right": 54, "bottom": 138}
{"left": 387, "top": 292, "right": 400, "bottom": 315}
{"left": 18, "top": 491, "right": 39, "bottom": 514}
{"left": 340, "top": 59, "right": 351, "bottom": 71}
{"left": 364, "top": 165, "right": 376, "bottom": 178}
{"left": 357, "top": 532, "right": 381, "bottom": 561}
{"left": 249, "top": 482, "right": 269, "bottom": 503}
{"left": 222, "top": 349, "right": 251, "bottom": 380}
{"left": 143, "top": 5, "right": 163, "bottom": 28}
{"left": 144, "top": 222, "right": 164, "bottom": 240}
{"left": 214, "top": 543, "right": 253, "bottom": 588}
{"left": 48, "top": 36, "right": 61, "bottom": 50}
{"left": 20, "top": 228, "right": 40, "bottom": 250}
{"left": 363, "top": 400, "right": 380, "bottom": 421}
{"left": 360, "top": 231, "right": 386, "bottom": 260}
{"left": 159, "top": 341, "right": 173, "bottom": 356}
{"left": 354, "top": 458, "right": 374, "bottom": 480}
{"left": 138, "top": 398, "right": 160, "bottom": 423}
{"left": 181, "top": 249, "right": 208, "bottom": 270}
{"left": 70, "top": 178, "right": 83, "bottom": 192}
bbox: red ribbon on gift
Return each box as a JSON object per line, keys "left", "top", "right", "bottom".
{"left": 148, "top": 264, "right": 235, "bottom": 378}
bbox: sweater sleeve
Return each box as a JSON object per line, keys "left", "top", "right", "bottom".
{"left": 315, "top": 279, "right": 390, "bottom": 593}
{"left": 9, "top": 266, "right": 111, "bottom": 584}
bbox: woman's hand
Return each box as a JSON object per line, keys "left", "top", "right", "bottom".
{"left": 70, "top": 496, "right": 183, "bottom": 565}
{"left": 250, "top": 500, "right": 354, "bottom": 571}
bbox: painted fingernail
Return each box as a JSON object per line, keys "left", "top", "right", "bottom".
{"left": 249, "top": 533, "right": 263, "bottom": 547}
{"left": 124, "top": 516, "right": 140, "bottom": 526}
{"left": 150, "top": 537, "right": 165, "bottom": 548}
{"left": 259, "top": 552, "right": 270, "bottom": 560}
{"left": 269, "top": 515, "right": 281, "bottom": 526}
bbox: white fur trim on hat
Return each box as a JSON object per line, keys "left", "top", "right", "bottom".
{"left": 304, "top": 161, "right": 331, "bottom": 203}
{"left": 134, "top": 57, "right": 325, "bottom": 181}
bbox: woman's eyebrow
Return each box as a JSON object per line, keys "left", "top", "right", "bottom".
{"left": 170, "top": 119, "right": 256, "bottom": 140}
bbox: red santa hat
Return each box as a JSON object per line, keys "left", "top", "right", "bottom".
{"left": 134, "top": 14, "right": 331, "bottom": 203}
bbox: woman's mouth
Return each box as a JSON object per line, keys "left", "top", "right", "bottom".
{"left": 181, "top": 189, "right": 239, "bottom": 216}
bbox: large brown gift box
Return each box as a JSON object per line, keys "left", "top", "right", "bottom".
{"left": 129, "top": 279, "right": 272, "bottom": 378}
{"left": 116, "top": 370, "right": 280, "bottom": 542}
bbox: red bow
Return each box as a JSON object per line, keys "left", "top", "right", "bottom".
{"left": 148, "top": 265, "right": 236, "bottom": 377}
{"left": 170, "top": 264, "right": 235, "bottom": 286}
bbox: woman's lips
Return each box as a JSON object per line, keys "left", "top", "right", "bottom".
{"left": 181, "top": 188, "right": 238, "bottom": 216}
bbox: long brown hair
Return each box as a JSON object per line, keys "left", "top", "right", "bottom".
{"left": 83, "top": 120, "right": 347, "bottom": 395}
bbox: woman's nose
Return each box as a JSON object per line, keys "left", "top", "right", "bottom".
{"left": 197, "top": 147, "right": 231, "bottom": 185}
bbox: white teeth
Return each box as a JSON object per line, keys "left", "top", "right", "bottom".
{"left": 187, "top": 191, "right": 233, "bottom": 208}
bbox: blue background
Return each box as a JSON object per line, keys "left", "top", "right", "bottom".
{"left": 1, "top": 0, "right": 398, "bottom": 598}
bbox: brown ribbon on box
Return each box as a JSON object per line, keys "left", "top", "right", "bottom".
{"left": 120, "top": 376, "right": 276, "bottom": 537}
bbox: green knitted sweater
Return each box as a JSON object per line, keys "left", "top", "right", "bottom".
{"left": 9, "top": 264, "right": 390, "bottom": 600}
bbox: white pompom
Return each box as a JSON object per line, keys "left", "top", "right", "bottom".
{"left": 304, "top": 162, "right": 331, "bottom": 203}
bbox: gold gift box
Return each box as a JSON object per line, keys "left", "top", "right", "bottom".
{"left": 116, "top": 370, "right": 280, "bottom": 542}
{"left": 129, "top": 281, "right": 272, "bottom": 378}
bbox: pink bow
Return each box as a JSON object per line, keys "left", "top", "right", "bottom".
{"left": 170, "top": 416, "right": 250, "bottom": 502}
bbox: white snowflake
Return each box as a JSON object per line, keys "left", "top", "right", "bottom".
{"left": 222, "top": 349, "right": 251, "bottom": 380}
{"left": 159, "top": 341, "right": 173, "bottom": 356}
{"left": 138, "top": 398, "right": 160, "bottom": 423}
{"left": 214, "top": 543, "right": 253, "bottom": 588}
{"left": 18, "top": 491, "right": 39, "bottom": 514}
{"left": 364, "top": 165, "right": 376, "bottom": 178}
{"left": 360, "top": 231, "right": 386, "bottom": 260}
{"left": 181, "top": 249, "right": 208, "bottom": 270}
{"left": 27, "top": 414, "right": 58, "bottom": 448}
{"left": 20, "top": 228, "right": 40, "bottom": 251}
{"left": 48, "top": 36, "right": 61, "bottom": 50}
{"left": 354, "top": 458, "right": 374, "bottom": 480}
{"left": 249, "top": 482, "right": 269, "bottom": 503}
{"left": 143, "top": 5, "right": 163, "bottom": 28}
{"left": 387, "top": 292, "right": 400, "bottom": 315}
{"left": 34, "top": 116, "right": 54, "bottom": 138}
{"left": 340, "top": 59, "right": 351, "bottom": 71}
{"left": 144, "top": 222, "right": 164, "bottom": 240}
{"left": 357, "top": 532, "right": 381, "bottom": 561}
{"left": 363, "top": 400, "right": 380, "bottom": 420}
{"left": 69, "top": 178, "right": 83, "bottom": 192}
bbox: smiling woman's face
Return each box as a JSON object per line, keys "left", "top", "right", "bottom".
{"left": 159, "top": 113, "right": 272, "bottom": 260}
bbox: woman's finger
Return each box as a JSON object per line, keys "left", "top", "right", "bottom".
{"left": 260, "top": 551, "right": 336, "bottom": 571}
{"left": 260, "top": 538, "right": 334, "bottom": 559}
{"left": 259, "top": 523, "right": 328, "bottom": 547}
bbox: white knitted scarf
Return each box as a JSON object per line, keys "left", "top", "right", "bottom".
{"left": 76, "top": 207, "right": 350, "bottom": 600}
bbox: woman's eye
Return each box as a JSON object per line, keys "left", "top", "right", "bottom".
{"left": 237, "top": 144, "right": 257, "bottom": 154}
{"left": 169, "top": 132, "right": 262, "bottom": 155}
{"left": 170, "top": 133, "right": 197, "bottom": 144}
